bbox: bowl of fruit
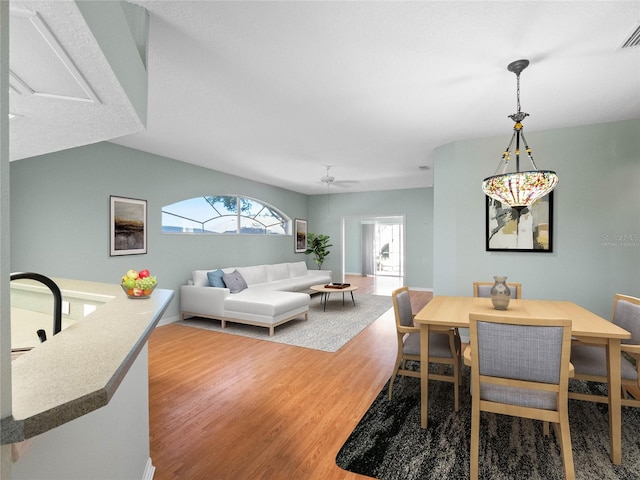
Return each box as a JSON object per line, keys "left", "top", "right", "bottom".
{"left": 121, "top": 269, "right": 158, "bottom": 298}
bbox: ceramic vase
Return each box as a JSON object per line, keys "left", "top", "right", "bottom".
{"left": 490, "top": 276, "right": 511, "bottom": 310}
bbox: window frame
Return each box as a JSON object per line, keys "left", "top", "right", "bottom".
{"left": 161, "top": 195, "right": 290, "bottom": 236}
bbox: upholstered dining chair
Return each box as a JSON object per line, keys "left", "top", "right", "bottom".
{"left": 569, "top": 293, "right": 640, "bottom": 407}
{"left": 389, "top": 287, "right": 461, "bottom": 411}
{"left": 473, "top": 281, "right": 522, "bottom": 299}
{"left": 466, "top": 313, "right": 574, "bottom": 480}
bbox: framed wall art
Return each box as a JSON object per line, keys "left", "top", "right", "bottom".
{"left": 294, "top": 218, "right": 308, "bottom": 253}
{"left": 110, "top": 196, "right": 147, "bottom": 256}
{"left": 486, "top": 192, "right": 553, "bottom": 252}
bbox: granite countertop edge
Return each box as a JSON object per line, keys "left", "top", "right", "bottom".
{"left": 1, "top": 278, "right": 174, "bottom": 444}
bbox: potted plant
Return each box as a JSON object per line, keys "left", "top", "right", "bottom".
{"left": 305, "top": 233, "right": 332, "bottom": 269}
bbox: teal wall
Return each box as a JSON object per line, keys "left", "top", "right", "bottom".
{"left": 11, "top": 118, "right": 638, "bottom": 321}
{"left": 11, "top": 143, "right": 434, "bottom": 321}
{"left": 433, "top": 119, "right": 640, "bottom": 319}
{"left": 10, "top": 142, "right": 309, "bottom": 319}
{"left": 307, "top": 188, "right": 434, "bottom": 289}
{"left": 343, "top": 217, "right": 363, "bottom": 274}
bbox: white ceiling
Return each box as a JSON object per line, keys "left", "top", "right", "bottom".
{"left": 9, "top": 1, "right": 145, "bottom": 161}
{"left": 11, "top": 1, "right": 640, "bottom": 195}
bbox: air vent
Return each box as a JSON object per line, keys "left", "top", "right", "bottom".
{"left": 621, "top": 22, "right": 640, "bottom": 48}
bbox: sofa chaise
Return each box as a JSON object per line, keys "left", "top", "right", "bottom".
{"left": 180, "top": 262, "right": 332, "bottom": 335}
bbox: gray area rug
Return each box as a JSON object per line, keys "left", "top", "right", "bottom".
{"left": 178, "top": 293, "right": 391, "bottom": 352}
{"left": 337, "top": 365, "right": 640, "bottom": 479}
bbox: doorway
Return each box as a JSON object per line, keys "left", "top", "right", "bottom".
{"left": 342, "top": 215, "right": 405, "bottom": 295}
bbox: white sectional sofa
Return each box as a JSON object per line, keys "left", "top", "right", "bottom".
{"left": 180, "top": 262, "right": 332, "bottom": 336}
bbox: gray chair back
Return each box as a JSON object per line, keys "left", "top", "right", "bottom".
{"left": 476, "top": 321, "right": 563, "bottom": 384}
{"left": 471, "top": 315, "right": 571, "bottom": 411}
{"left": 395, "top": 290, "right": 413, "bottom": 327}
{"left": 476, "top": 284, "right": 519, "bottom": 300}
{"left": 613, "top": 297, "right": 640, "bottom": 345}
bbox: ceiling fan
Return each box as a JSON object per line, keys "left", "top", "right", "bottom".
{"left": 319, "top": 165, "right": 359, "bottom": 189}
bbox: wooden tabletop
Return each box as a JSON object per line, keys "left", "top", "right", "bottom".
{"left": 414, "top": 296, "right": 630, "bottom": 340}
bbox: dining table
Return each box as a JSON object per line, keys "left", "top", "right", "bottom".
{"left": 413, "top": 296, "right": 631, "bottom": 465}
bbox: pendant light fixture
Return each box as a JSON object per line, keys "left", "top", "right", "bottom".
{"left": 482, "top": 59, "right": 558, "bottom": 209}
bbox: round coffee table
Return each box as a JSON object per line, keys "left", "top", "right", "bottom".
{"left": 310, "top": 284, "right": 358, "bottom": 311}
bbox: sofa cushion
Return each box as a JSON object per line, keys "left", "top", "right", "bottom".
{"left": 222, "top": 270, "right": 248, "bottom": 293}
{"left": 265, "top": 263, "right": 290, "bottom": 282}
{"left": 192, "top": 269, "right": 214, "bottom": 287}
{"left": 287, "top": 261, "right": 308, "bottom": 278}
{"left": 236, "top": 265, "right": 267, "bottom": 286}
{"left": 224, "top": 290, "right": 309, "bottom": 316}
{"left": 207, "top": 269, "right": 226, "bottom": 288}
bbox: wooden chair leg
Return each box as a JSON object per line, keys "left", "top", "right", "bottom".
{"left": 558, "top": 412, "right": 575, "bottom": 480}
{"left": 453, "top": 360, "right": 459, "bottom": 412}
{"left": 470, "top": 398, "right": 480, "bottom": 480}
{"left": 543, "top": 421, "right": 549, "bottom": 437}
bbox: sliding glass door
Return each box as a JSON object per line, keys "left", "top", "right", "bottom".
{"left": 374, "top": 221, "right": 403, "bottom": 277}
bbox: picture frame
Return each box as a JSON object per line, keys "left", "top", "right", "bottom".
{"left": 110, "top": 196, "right": 147, "bottom": 256}
{"left": 486, "top": 192, "right": 553, "bottom": 252}
{"left": 294, "top": 218, "right": 308, "bottom": 253}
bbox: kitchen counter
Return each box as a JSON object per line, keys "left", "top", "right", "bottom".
{"left": 1, "top": 278, "right": 174, "bottom": 444}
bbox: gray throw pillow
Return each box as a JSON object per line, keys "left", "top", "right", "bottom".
{"left": 207, "top": 269, "right": 226, "bottom": 288}
{"left": 222, "top": 270, "right": 248, "bottom": 293}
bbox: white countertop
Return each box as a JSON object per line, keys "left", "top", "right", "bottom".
{"left": 1, "top": 278, "right": 174, "bottom": 444}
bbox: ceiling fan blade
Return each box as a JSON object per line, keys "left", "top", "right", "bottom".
{"left": 331, "top": 180, "right": 360, "bottom": 187}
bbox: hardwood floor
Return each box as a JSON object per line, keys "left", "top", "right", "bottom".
{"left": 344, "top": 274, "right": 433, "bottom": 313}
{"left": 148, "top": 276, "right": 431, "bottom": 479}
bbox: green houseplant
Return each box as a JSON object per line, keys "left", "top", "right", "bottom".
{"left": 305, "top": 233, "right": 332, "bottom": 269}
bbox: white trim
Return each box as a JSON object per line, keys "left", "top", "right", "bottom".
{"left": 8, "top": 70, "right": 33, "bottom": 95}
{"left": 142, "top": 457, "right": 155, "bottom": 480}
{"left": 10, "top": 8, "right": 101, "bottom": 104}
{"left": 406, "top": 286, "right": 433, "bottom": 292}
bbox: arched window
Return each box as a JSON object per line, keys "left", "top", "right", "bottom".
{"left": 162, "top": 196, "right": 289, "bottom": 235}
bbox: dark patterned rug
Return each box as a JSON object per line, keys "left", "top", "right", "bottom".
{"left": 336, "top": 365, "right": 640, "bottom": 480}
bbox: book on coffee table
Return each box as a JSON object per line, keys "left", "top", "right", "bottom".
{"left": 324, "top": 283, "right": 351, "bottom": 289}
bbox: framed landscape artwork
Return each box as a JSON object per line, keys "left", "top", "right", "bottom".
{"left": 110, "top": 196, "right": 147, "bottom": 256}
{"left": 486, "top": 193, "right": 553, "bottom": 252}
{"left": 295, "top": 218, "right": 308, "bottom": 253}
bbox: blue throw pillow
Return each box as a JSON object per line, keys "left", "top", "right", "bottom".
{"left": 207, "top": 269, "right": 226, "bottom": 288}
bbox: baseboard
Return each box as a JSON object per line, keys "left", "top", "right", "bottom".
{"left": 407, "top": 287, "right": 433, "bottom": 292}
{"left": 142, "top": 458, "right": 155, "bottom": 480}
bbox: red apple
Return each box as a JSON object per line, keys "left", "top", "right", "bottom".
{"left": 138, "top": 269, "right": 150, "bottom": 279}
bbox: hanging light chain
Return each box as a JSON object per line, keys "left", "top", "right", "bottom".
{"left": 508, "top": 67, "right": 529, "bottom": 124}
{"left": 516, "top": 71, "right": 521, "bottom": 113}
